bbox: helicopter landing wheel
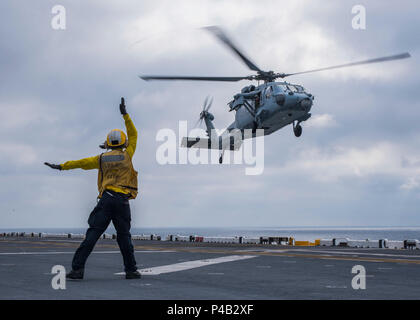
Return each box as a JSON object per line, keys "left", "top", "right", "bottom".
{"left": 293, "top": 123, "right": 302, "bottom": 137}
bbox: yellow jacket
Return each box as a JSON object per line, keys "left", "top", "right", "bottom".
{"left": 61, "top": 113, "right": 137, "bottom": 196}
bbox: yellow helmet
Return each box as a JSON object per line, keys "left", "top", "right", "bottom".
{"left": 105, "top": 129, "right": 127, "bottom": 148}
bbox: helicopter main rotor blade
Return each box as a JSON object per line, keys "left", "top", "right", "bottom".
{"left": 204, "top": 26, "right": 261, "bottom": 72}
{"left": 193, "top": 117, "right": 202, "bottom": 129}
{"left": 205, "top": 97, "right": 213, "bottom": 112}
{"left": 203, "top": 96, "right": 209, "bottom": 110}
{"left": 282, "top": 52, "right": 411, "bottom": 78}
{"left": 139, "top": 75, "right": 250, "bottom": 82}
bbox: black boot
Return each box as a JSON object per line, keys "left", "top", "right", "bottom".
{"left": 66, "top": 269, "right": 84, "bottom": 280}
{"left": 125, "top": 270, "right": 141, "bottom": 279}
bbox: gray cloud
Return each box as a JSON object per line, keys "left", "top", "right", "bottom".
{"left": 1, "top": 0, "right": 419, "bottom": 228}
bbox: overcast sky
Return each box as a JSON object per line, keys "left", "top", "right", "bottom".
{"left": 1, "top": 0, "right": 419, "bottom": 229}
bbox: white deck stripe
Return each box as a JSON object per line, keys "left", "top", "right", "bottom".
{"left": 115, "top": 255, "right": 256, "bottom": 275}
{"left": 0, "top": 250, "right": 175, "bottom": 255}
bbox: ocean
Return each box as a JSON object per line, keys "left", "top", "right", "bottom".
{"left": 2, "top": 226, "right": 420, "bottom": 241}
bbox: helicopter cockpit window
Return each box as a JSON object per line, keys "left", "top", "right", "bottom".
{"left": 286, "top": 85, "right": 299, "bottom": 93}
{"left": 289, "top": 85, "right": 305, "bottom": 93}
{"left": 265, "top": 86, "right": 272, "bottom": 98}
{"left": 294, "top": 85, "right": 305, "bottom": 92}
{"left": 273, "top": 84, "right": 286, "bottom": 92}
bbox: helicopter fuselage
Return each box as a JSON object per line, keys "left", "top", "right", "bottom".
{"left": 140, "top": 26, "right": 409, "bottom": 161}
{"left": 224, "top": 81, "right": 314, "bottom": 138}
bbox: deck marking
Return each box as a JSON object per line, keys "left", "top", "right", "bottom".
{"left": 26, "top": 239, "right": 83, "bottom": 243}
{"left": 288, "top": 249, "right": 420, "bottom": 259}
{"left": 326, "top": 285, "right": 347, "bottom": 289}
{"left": 237, "top": 249, "right": 289, "bottom": 253}
{"left": 208, "top": 272, "right": 225, "bottom": 275}
{"left": 115, "top": 255, "right": 256, "bottom": 276}
{"left": 2, "top": 239, "right": 420, "bottom": 265}
{"left": 0, "top": 250, "right": 174, "bottom": 255}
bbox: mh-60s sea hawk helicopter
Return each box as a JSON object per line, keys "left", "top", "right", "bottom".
{"left": 140, "top": 26, "right": 410, "bottom": 163}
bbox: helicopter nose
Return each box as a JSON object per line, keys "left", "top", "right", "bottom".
{"left": 300, "top": 98, "right": 312, "bottom": 110}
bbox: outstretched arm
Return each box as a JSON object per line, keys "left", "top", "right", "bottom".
{"left": 45, "top": 97, "right": 135, "bottom": 171}
{"left": 44, "top": 155, "right": 100, "bottom": 171}
{"left": 61, "top": 155, "right": 100, "bottom": 170}
{"left": 120, "top": 97, "right": 138, "bottom": 158}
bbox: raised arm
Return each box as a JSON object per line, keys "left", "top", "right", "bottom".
{"left": 120, "top": 97, "right": 137, "bottom": 158}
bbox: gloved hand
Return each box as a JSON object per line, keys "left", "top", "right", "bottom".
{"left": 119, "top": 97, "right": 127, "bottom": 115}
{"left": 44, "top": 162, "right": 62, "bottom": 170}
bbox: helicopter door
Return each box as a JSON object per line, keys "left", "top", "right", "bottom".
{"left": 254, "top": 92, "right": 261, "bottom": 109}
{"left": 263, "top": 85, "right": 273, "bottom": 105}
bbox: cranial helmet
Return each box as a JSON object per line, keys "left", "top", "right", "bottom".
{"left": 105, "top": 129, "right": 127, "bottom": 148}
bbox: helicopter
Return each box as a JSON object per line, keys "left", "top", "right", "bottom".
{"left": 140, "top": 26, "right": 410, "bottom": 164}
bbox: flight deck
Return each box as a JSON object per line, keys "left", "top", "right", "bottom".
{"left": 0, "top": 236, "right": 419, "bottom": 300}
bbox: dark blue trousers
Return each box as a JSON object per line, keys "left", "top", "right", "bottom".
{"left": 72, "top": 190, "right": 137, "bottom": 272}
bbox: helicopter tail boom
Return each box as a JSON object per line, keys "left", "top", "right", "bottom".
{"left": 181, "top": 134, "right": 242, "bottom": 151}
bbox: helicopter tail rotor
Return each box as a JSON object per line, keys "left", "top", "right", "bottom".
{"left": 193, "top": 96, "right": 214, "bottom": 129}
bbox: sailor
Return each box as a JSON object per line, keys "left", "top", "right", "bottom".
{"left": 44, "top": 97, "right": 141, "bottom": 280}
